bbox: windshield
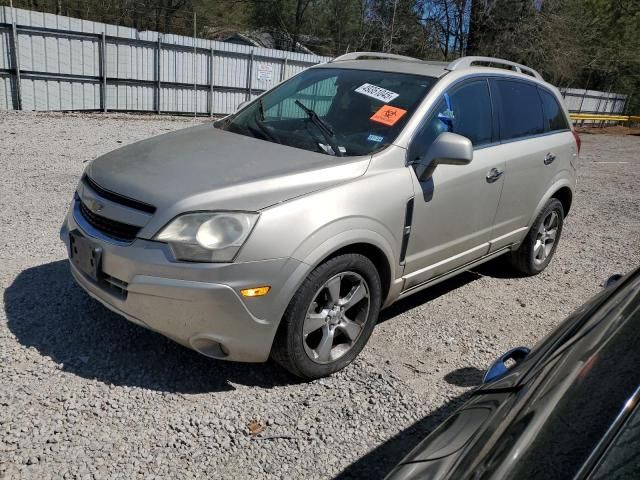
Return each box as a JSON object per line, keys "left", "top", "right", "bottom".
{"left": 216, "top": 67, "right": 437, "bottom": 156}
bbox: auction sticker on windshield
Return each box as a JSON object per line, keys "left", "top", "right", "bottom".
{"left": 355, "top": 83, "right": 400, "bottom": 103}
{"left": 370, "top": 105, "right": 407, "bottom": 126}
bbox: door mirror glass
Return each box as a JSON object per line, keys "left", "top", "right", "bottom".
{"left": 603, "top": 273, "right": 623, "bottom": 288}
{"left": 415, "top": 132, "right": 473, "bottom": 181}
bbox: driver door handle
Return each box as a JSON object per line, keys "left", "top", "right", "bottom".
{"left": 486, "top": 168, "right": 504, "bottom": 183}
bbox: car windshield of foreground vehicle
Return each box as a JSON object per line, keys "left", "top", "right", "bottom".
{"left": 216, "top": 68, "right": 437, "bottom": 156}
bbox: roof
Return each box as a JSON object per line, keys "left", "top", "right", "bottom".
{"left": 315, "top": 52, "right": 546, "bottom": 83}
{"left": 315, "top": 59, "right": 449, "bottom": 78}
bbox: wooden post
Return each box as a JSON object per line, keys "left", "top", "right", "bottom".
{"left": 100, "top": 31, "right": 107, "bottom": 112}
{"left": 246, "top": 50, "right": 254, "bottom": 101}
{"left": 156, "top": 35, "right": 162, "bottom": 114}
{"left": 9, "top": 21, "right": 22, "bottom": 110}
{"left": 209, "top": 48, "right": 215, "bottom": 117}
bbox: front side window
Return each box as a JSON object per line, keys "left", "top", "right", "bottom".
{"left": 446, "top": 79, "right": 493, "bottom": 146}
{"left": 495, "top": 79, "right": 544, "bottom": 140}
{"left": 409, "top": 78, "right": 493, "bottom": 162}
{"left": 216, "top": 68, "right": 437, "bottom": 157}
{"left": 539, "top": 88, "right": 570, "bottom": 132}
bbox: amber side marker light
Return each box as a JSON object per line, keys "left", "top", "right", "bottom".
{"left": 241, "top": 286, "right": 271, "bottom": 297}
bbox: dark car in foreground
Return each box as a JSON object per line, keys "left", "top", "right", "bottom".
{"left": 387, "top": 267, "right": 640, "bottom": 480}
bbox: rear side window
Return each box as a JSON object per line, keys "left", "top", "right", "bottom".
{"left": 495, "top": 80, "right": 544, "bottom": 140}
{"left": 539, "top": 89, "right": 570, "bottom": 132}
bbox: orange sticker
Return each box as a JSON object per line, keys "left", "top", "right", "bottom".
{"left": 370, "top": 105, "right": 407, "bottom": 126}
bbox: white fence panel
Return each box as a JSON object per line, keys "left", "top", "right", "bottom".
{"left": 0, "top": 76, "right": 12, "bottom": 108}
{"left": 561, "top": 88, "right": 628, "bottom": 114}
{"left": 0, "top": 6, "right": 330, "bottom": 114}
{"left": 0, "top": 30, "right": 10, "bottom": 69}
{"left": 106, "top": 83, "right": 154, "bottom": 111}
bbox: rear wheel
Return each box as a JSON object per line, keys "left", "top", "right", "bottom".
{"left": 509, "top": 198, "right": 564, "bottom": 275}
{"left": 271, "top": 253, "right": 382, "bottom": 379}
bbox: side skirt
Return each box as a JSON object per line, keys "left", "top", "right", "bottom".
{"left": 397, "top": 246, "right": 511, "bottom": 300}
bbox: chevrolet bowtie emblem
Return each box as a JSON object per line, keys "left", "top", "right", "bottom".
{"left": 86, "top": 198, "right": 104, "bottom": 213}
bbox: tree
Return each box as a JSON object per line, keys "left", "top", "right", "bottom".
{"left": 420, "top": 0, "right": 470, "bottom": 59}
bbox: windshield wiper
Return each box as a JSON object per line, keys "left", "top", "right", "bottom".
{"left": 258, "top": 98, "right": 266, "bottom": 121}
{"left": 251, "top": 98, "right": 280, "bottom": 143}
{"left": 294, "top": 100, "right": 343, "bottom": 157}
{"left": 294, "top": 100, "right": 334, "bottom": 136}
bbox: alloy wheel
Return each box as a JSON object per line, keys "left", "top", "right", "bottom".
{"left": 302, "top": 271, "right": 370, "bottom": 364}
{"left": 533, "top": 210, "right": 559, "bottom": 265}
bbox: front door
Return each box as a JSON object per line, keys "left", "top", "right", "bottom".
{"left": 402, "top": 78, "right": 505, "bottom": 289}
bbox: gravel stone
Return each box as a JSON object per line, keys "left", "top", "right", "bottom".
{"left": 1, "top": 111, "right": 639, "bottom": 479}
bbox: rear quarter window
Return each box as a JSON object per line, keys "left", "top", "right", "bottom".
{"left": 539, "top": 88, "right": 570, "bottom": 132}
{"left": 494, "top": 79, "right": 545, "bottom": 141}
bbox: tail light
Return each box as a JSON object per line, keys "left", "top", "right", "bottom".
{"left": 572, "top": 130, "right": 581, "bottom": 154}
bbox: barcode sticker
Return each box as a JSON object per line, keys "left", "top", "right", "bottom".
{"left": 355, "top": 83, "right": 399, "bottom": 103}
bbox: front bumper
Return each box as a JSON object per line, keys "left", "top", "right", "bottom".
{"left": 60, "top": 204, "right": 307, "bottom": 362}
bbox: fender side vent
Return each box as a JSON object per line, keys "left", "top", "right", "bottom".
{"left": 400, "top": 197, "right": 414, "bottom": 264}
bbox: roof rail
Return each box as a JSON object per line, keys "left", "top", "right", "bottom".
{"left": 446, "top": 56, "right": 543, "bottom": 80}
{"left": 332, "top": 51, "right": 423, "bottom": 64}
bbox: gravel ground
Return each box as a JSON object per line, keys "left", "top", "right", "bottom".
{"left": 1, "top": 111, "right": 639, "bottom": 480}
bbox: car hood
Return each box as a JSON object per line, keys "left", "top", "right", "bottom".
{"left": 85, "top": 123, "right": 370, "bottom": 212}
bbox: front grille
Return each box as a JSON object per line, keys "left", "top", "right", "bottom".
{"left": 79, "top": 200, "right": 141, "bottom": 242}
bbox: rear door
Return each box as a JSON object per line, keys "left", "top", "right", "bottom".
{"left": 488, "top": 79, "right": 569, "bottom": 251}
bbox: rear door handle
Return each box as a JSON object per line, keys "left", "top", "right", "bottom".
{"left": 486, "top": 168, "right": 504, "bottom": 183}
{"left": 544, "top": 152, "right": 556, "bottom": 165}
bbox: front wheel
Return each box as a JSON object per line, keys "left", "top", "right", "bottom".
{"left": 271, "top": 253, "right": 382, "bottom": 379}
{"left": 509, "top": 198, "right": 564, "bottom": 275}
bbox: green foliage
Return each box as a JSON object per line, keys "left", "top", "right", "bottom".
{"left": 466, "top": 0, "right": 639, "bottom": 107}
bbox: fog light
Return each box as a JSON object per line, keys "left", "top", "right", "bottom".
{"left": 241, "top": 286, "right": 271, "bottom": 297}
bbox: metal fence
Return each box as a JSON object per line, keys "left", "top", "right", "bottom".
{"left": 1, "top": 6, "right": 634, "bottom": 123}
{"left": 560, "top": 87, "right": 629, "bottom": 115}
{"left": 560, "top": 87, "right": 632, "bottom": 126}
{"left": 0, "top": 6, "right": 331, "bottom": 115}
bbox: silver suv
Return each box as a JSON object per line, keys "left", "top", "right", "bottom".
{"left": 61, "top": 53, "right": 579, "bottom": 379}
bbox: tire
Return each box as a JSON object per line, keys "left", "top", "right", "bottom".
{"left": 509, "top": 198, "right": 564, "bottom": 275}
{"left": 271, "top": 253, "right": 382, "bottom": 380}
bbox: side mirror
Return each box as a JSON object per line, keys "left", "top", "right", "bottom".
{"left": 483, "top": 346, "right": 530, "bottom": 384}
{"left": 236, "top": 100, "right": 251, "bottom": 112}
{"left": 414, "top": 132, "right": 473, "bottom": 182}
{"left": 603, "top": 273, "right": 623, "bottom": 288}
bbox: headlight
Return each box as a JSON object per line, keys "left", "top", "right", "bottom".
{"left": 155, "top": 212, "right": 259, "bottom": 262}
